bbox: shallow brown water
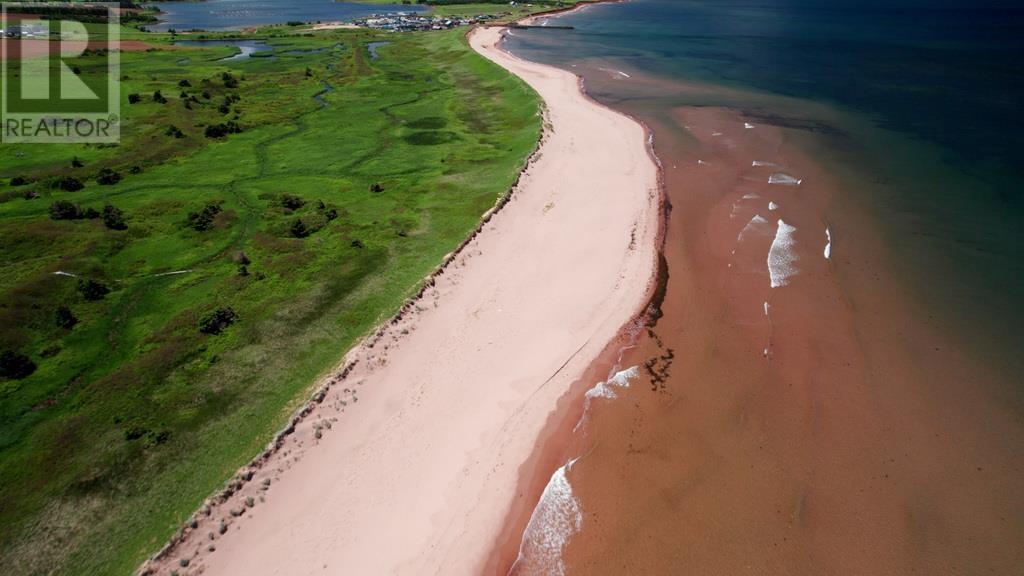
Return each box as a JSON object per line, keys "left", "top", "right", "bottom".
{"left": 504, "top": 65, "right": 1024, "bottom": 574}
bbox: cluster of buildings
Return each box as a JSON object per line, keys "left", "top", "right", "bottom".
{"left": 1, "top": 24, "right": 49, "bottom": 38}
{"left": 352, "top": 12, "right": 504, "bottom": 32}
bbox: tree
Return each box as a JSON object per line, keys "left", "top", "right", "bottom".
{"left": 221, "top": 71, "right": 239, "bottom": 89}
{"left": 153, "top": 90, "right": 167, "bottom": 104}
{"left": 55, "top": 306, "right": 78, "bottom": 329}
{"left": 178, "top": 79, "right": 192, "bottom": 88}
{"left": 102, "top": 204, "right": 127, "bottom": 230}
{"left": 165, "top": 125, "right": 185, "bottom": 138}
{"left": 71, "top": 157, "right": 84, "bottom": 168}
{"left": 96, "top": 168, "right": 122, "bottom": 185}
{"left": 77, "top": 278, "right": 110, "bottom": 301}
{"left": 370, "top": 183, "right": 384, "bottom": 193}
{"left": 0, "top": 350, "right": 36, "bottom": 380}
{"left": 128, "top": 93, "right": 141, "bottom": 104}
{"left": 199, "top": 307, "right": 238, "bottom": 335}
{"left": 10, "top": 176, "right": 27, "bottom": 186}
{"left": 290, "top": 219, "right": 310, "bottom": 238}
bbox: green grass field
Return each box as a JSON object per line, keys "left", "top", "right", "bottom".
{"left": 0, "top": 27, "right": 540, "bottom": 575}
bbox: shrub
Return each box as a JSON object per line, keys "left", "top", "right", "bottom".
{"left": 233, "top": 251, "right": 251, "bottom": 265}
{"left": 221, "top": 72, "right": 238, "bottom": 89}
{"left": 50, "top": 200, "right": 84, "bottom": 220}
{"left": 0, "top": 350, "right": 36, "bottom": 380}
{"left": 204, "top": 121, "right": 242, "bottom": 139}
{"left": 128, "top": 93, "right": 141, "bottom": 104}
{"left": 185, "top": 203, "right": 222, "bottom": 231}
{"left": 165, "top": 125, "right": 185, "bottom": 138}
{"left": 199, "top": 307, "right": 238, "bottom": 335}
{"left": 289, "top": 219, "right": 309, "bottom": 238}
{"left": 56, "top": 176, "right": 84, "bottom": 192}
{"left": 178, "top": 79, "right": 192, "bottom": 88}
{"left": 55, "top": 306, "right": 78, "bottom": 329}
{"left": 72, "top": 157, "right": 84, "bottom": 168}
{"left": 10, "top": 176, "right": 27, "bottom": 186}
{"left": 281, "top": 193, "right": 304, "bottom": 210}
{"left": 77, "top": 278, "right": 110, "bottom": 301}
{"left": 102, "top": 204, "right": 127, "bottom": 230}
{"left": 96, "top": 168, "right": 121, "bottom": 186}
{"left": 153, "top": 90, "right": 167, "bottom": 104}
{"left": 370, "top": 183, "right": 384, "bottom": 193}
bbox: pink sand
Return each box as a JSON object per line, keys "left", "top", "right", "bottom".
{"left": 147, "top": 26, "right": 659, "bottom": 575}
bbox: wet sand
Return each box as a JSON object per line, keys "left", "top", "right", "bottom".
{"left": 510, "top": 93, "right": 1024, "bottom": 574}
{"left": 140, "top": 25, "right": 660, "bottom": 576}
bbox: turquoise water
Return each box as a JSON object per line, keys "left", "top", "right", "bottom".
{"left": 506, "top": 0, "right": 1024, "bottom": 382}
{"left": 151, "top": 0, "right": 422, "bottom": 32}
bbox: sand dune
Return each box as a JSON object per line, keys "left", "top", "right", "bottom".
{"left": 142, "top": 25, "right": 659, "bottom": 576}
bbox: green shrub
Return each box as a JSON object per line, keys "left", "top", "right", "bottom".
{"left": 0, "top": 350, "right": 36, "bottom": 380}
{"left": 199, "top": 307, "right": 238, "bottom": 335}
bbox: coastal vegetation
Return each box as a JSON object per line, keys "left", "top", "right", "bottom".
{"left": 0, "top": 23, "right": 542, "bottom": 574}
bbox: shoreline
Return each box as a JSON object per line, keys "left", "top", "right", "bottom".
{"left": 141, "top": 21, "right": 661, "bottom": 576}
{"left": 478, "top": 17, "right": 673, "bottom": 574}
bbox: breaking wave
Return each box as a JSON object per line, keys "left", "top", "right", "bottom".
{"left": 509, "top": 459, "right": 582, "bottom": 576}
{"left": 768, "top": 219, "right": 799, "bottom": 287}
{"left": 768, "top": 172, "right": 802, "bottom": 186}
{"left": 737, "top": 214, "right": 771, "bottom": 243}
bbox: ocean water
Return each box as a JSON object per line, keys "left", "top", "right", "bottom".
{"left": 150, "top": 0, "right": 422, "bottom": 32}
{"left": 503, "top": 0, "right": 1024, "bottom": 573}
{"left": 507, "top": 0, "right": 1024, "bottom": 375}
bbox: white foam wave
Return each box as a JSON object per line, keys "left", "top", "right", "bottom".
{"left": 598, "top": 67, "right": 631, "bottom": 79}
{"left": 768, "top": 219, "right": 799, "bottom": 288}
{"left": 768, "top": 173, "right": 802, "bottom": 186}
{"left": 53, "top": 270, "right": 77, "bottom": 277}
{"left": 511, "top": 459, "right": 582, "bottom": 576}
{"left": 584, "top": 366, "right": 638, "bottom": 401}
{"left": 741, "top": 192, "right": 760, "bottom": 200}
{"left": 697, "top": 159, "right": 707, "bottom": 166}
{"left": 711, "top": 131, "right": 723, "bottom": 137}
{"left": 768, "top": 201, "right": 779, "bottom": 211}
{"left": 824, "top": 226, "right": 832, "bottom": 259}
{"left": 737, "top": 214, "right": 770, "bottom": 243}
{"left": 764, "top": 301, "right": 770, "bottom": 316}
{"left": 744, "top": 122, "right": 755, "bottom": 129}
{"left": 752, "top": 160, "right": 779, "bottom": 167}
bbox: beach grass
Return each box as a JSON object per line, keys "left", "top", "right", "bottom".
{"left": 0, "top": 27, "right": 540, "bottom": 575}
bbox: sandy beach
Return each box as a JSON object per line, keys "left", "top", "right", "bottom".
{"left": 142, "top": 25, "right": 659, "bottom": 576}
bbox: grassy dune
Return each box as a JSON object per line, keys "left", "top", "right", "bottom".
{"left": 0, "top": 28, "right": 540, "bottom": 574}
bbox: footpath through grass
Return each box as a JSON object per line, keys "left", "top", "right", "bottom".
{"left": 0, "top": 27, "right": 540, "bottom": 575}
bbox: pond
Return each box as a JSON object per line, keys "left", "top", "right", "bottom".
{"left": 367, "top": 41, "right": 391, "bottom": 61}
{"left": 174, "top": 39, "right": 273, "bottom": 61}
{"left": 151, "top": 0, "right": 423, "bottom": 32}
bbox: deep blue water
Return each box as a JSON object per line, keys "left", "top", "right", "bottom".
{"left": 150, "top": 0, "right": 423, "bottom": 32}
{"left": 506, "top": 0, "right": 1024, "bottom": 374}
